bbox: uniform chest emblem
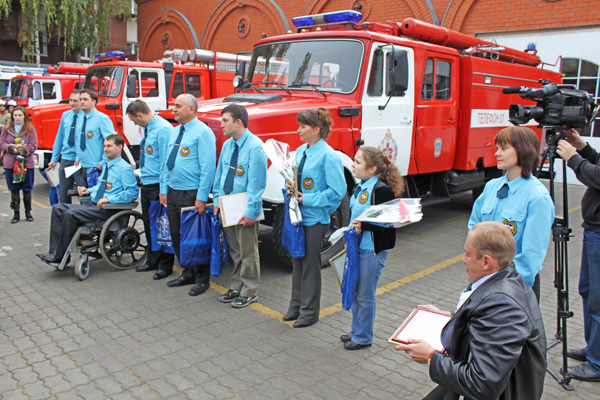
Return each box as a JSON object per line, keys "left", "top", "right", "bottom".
{"left": 146, "top": 145, "right": 153, "bottom": 155}
{"left": 303, "top": 178, "right": 314, "bottom": 190}
{"left": 86, "top": 131, "right": 93, "bottom": 139}
{"left": 236, "top": 165, "right": 244, "bottom": 176}
{"left": 180, "top": 147, "right": 190, "bottom": 157}
{"left": 502, "top": 219, "right": 517, "bottom": 236}
{"left": 378, "top": 130, "right": 398, "bottom": 163}
{"left": 106, "top": 182, "right": 113, "bottom": 190}
{"left": 358, "top": 191, "right": 369, "bottom": 204}
{"left": 434, "top": 138, "right": 442, "bottom": 157}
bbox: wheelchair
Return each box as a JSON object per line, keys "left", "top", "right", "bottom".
{"left": 55, "top": 191, "right": 149, "bottom": 280}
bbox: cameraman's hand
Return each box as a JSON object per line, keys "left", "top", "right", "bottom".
{"left": 566, "top": 129, "right": 587, "bottom": 151}
{"left": 557, "top": 140, "right": 578, "bottom": 162}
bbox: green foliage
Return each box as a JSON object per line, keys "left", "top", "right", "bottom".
{"left": 0, "top": 0, "right": 131, "bottom": 59}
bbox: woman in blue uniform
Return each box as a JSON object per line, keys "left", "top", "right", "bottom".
{"left": 283, "top": 108, "right": 346, "bottom": 328}
{"left": 341, "top": 146, "right": 404, "bottom": 350}
{"left": 469, "top": 126, "right": 554, "bottom": 302}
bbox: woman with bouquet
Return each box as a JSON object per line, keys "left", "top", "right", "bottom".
{"left": 0, "top": 106, "right": 38, "bottom": 223}
{"left": 340, "top": 146, "right": 404, "bottom": 350}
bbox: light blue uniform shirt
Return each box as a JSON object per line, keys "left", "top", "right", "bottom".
{"left": 468, "top": 174, "right": 555, "bottom": 287}
{"left": 349, "top": 175, "right": 378, "bottom": 252}
{"left": 88, "top": 156, "right": 138, "bottom": 204}
{"left": 213, "top": 129, "right": 268, "bottom": 220}
{"left": 160, "top": 118, "right": 216, "bottom": 202}
{"left": 51, "top": 109, "right": 84, "bottom": 162}
{"left": 140, "top": 115, "right": 172, "bottom": 189}
{"left": 295, "top": 139, "right": 346, "bottom": 226}
{"left": 76, "top": 109, "right": 116, "bottom": 168}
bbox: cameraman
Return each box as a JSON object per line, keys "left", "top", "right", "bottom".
{"left": 557, "top": 128, "right": 600, "bottom": 382}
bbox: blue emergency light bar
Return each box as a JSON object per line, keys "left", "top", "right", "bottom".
{"left": 95, "top": 51, "right": 125, "bottom": 60}
{"left": 26, "top": 72, "right": 32, "bottom": 75}
{"left": 292, "top": 10, "right": 362, "bottom": 28}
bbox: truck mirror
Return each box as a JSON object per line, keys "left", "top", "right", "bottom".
{"left": 387, "top": 49, "right": 408, "bottom": 96}
{"left": 236, "top": 60, "right": 246, "bottom": 81}
{"left": 126, "top": 75, "right": 137, "bottom": 98}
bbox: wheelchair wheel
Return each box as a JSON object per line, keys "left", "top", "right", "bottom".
{"left": 75, "top": 255, "right": 90, "bottom": 280}
{"left": 99, "top": 210, "right": 148, "bottom": 270}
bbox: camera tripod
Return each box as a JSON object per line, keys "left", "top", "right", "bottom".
{"left": 537, "top": 127, "right": 574, "bottom": 391}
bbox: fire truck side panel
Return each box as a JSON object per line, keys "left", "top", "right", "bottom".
{"left": 208, "top": 70, "right": 236, "bottom": 100}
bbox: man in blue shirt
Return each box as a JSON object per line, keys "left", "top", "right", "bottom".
{"left": 74, "top": 89, "right": 117, "bottom": 188}
{"left": 48, "top": 90, "right": 84, "bottom": 203}
{"left": 36, "top": 134, "right": 138, "bottom": 265}
{"left": 126, "top": 99, "right": 175, "bottom": 279}
{"left": 213, "top": 104, "right": 267, "bottom": 308}
{"left": 160, "top": 94, "right": 216, "bottom": 295}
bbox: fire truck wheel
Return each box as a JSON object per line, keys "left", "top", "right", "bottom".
{"left": 272, "top": 194, "right": 350, "bottom": 269}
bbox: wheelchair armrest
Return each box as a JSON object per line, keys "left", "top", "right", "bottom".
{"left": 67, "top": 189, "right": 78, "bottom": 196}
{"left": 101, "top": 202, "right": 138, "bottom": 210}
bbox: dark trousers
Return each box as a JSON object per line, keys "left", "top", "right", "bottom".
{"left": 287, "top": 223, "right": 328, "bottom": 325}
{"left": 166, "top": 187, "right": 210, "bottom": 283}
{"left": 75, "top": 167, "right": 88, "bottom": 188}
{"left": 58, "top": 158, "right": 76, "bottom": 203}
{"left": 5, "top": 168, "right": 34, "bottom": 193}
{"left": 141, "top": 183, "right": 174, "bottom": 272}
{"left": 49, "top": 203, "right": 115, "bottom": 259}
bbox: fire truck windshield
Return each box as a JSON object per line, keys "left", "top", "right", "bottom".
{"left": 84, "top": 66, "right": 124, "bottom": 98}
{"left": 10, "top": 78, "right": 31, "bottom": 100}
{"left": 247, "top": 40, "right": 364, "bottom": 94}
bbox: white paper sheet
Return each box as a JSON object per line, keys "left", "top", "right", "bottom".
{"left": 64, "top": 164, "right": 81, "bottom": 178}
{"left": 218, "top": 192, "right": 264, "bottom": 227}
{"left": 45, "top": 163, "right": 60, "bottom": 187}
{"left": 392, "top": 309, "right": 452, "bottom": 351}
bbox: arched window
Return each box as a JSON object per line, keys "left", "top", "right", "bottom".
{"left": 561, "top": 58, "right": 599, "bottom": 137}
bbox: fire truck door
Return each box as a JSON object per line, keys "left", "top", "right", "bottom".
{"left": 122, "top": 68, "right": 165, "bottom": 147}
{"left": 360, "top": 44, "right": 414, "bottom": 177}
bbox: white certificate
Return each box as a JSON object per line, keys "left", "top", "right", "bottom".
{"left": 45, "top": 163, "right": 60, "bottom": 187}
{"left": 388, "top": 308, "right": 452, "bottom": 351}
{"left": 218, "top": 192, "right": 264, "bottom": 227}
{"left": 64, "top": 164, "right": 81, "bottom": 178}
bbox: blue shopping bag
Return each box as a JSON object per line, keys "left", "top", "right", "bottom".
{"left": 341, "top": 228, "right": 361, "bottom": 311}
{"left": 41, "top": 170, "right": 60, "bottom": 205}
{"left": 149, "top": 201, "right": 175, "bottom": 254}
{"left": 180, "top": 208, "right": 213, "bottom": 267}
{"left": 87, "top": 167, "right": 99, "bottom": 188}
{"left": 209, "top": 208, "right": 228, "bottom": 276}
{"left": 281, "top": 189, "right": 305, "bottom": 258}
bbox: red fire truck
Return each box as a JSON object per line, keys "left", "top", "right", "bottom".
{"left": 161, "top": 11, "right": 561, "bottom": 266}
{"left": 29, "top": 50, "right": 239, "bottom": 169}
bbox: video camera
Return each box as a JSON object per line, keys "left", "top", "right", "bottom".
{"left": 503, "top": 79, "right": 597, "bottom": 131}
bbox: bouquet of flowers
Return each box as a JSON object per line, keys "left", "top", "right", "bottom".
{"left": 262, "top": 139, "right": 302, "bottom": 225}
{"left": 355, "top": 198, "right": 422, "bottom": 228}
{"left": 13, "top": 155, "right": 27, "bottom": 184}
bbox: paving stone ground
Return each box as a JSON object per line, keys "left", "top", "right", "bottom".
{"left": 0, "top": 170, "right": 598, "bottom": 399}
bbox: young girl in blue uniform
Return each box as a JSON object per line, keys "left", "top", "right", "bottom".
{"left": 341, "top": 146, "right": 404, "bottom": 350}
{"left": 468, "top": 126, "right": 554, "bottom": 302}
{"left": 283, "top": 108, "right": 346, "bottom": 328}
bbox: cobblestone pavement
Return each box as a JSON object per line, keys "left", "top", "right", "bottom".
{"left": 0, "top": 170, "right": 599, "bottom": 399}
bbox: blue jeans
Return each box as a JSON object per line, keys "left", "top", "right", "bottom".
{"left": 580, "top": 230, "right": 600, "bottom": 372}
{"left": 349, "top": 250, "right": 388, "bottom": 345}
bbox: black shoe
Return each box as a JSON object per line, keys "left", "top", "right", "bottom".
{"left": 136, "top": 264, "right": 158, "bottom": 273}
{"left": 282, "top": 314, "right": 299, "bottom": 322}
{"left": 37, "top": 253, "right": 61, "bottom": 263}
{"left": 344, "top": 340, "right": 371, "bottom": 350}
{"left": 189, "top": 282, "right": 210, "bottom": 296}
{"left": 562, "top": 363, "right": 600, "bottom": 382}
{"left": 153, "top": 270, "right": 172, "bottom": 280}
{"left": 232, "top": 295, "right": 258, "bottom": 308}
{"left": 340, "top": 335, "right": 352, "bottom": 343}
{"left": 293, "top": 320, "right": 316, "bottom": 328}
{"left": 167, "top": 276, "right": 195, "bottom": 287}
{"left": 219, "top": 289, "right": 240, "bottom": 303}
{"left": 567, "top": 348, "right": 587, "bottom": 362}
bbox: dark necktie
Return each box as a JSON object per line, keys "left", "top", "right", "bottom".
{"left": 297, "top": 153, "right": 307, "bottom": 193}
{"left": 68, "top": 114, "right": 77, "bottom": 147}
{"left": 94, "top": 165, "right": 109, "bottom": 202}
{"left": 497, "top": 183, "right": 509, "bottom": 199}
{"left": 223, "top": 142, "right": 239, "bottom": 195}
{"left": 167, "top": 125, "right": 184, "bottom": 171}
{"left": 353, "top": 186, "right": 362, "bottom": 199}
{"left": 80, "top": 116, "right": 87, "bottom": 151}
{"left": 465, "top": 283, "right": 472, "bottom": 292}
{"left": 139, "top": 127, "right": 147, "bottom": 169}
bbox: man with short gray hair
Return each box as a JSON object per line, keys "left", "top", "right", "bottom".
{"left": 160, "top": 94, "right": 216, "bottom": 296}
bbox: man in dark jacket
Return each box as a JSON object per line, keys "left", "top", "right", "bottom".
{"left": 396, "top": 221, "right": 546, "bottom": 400}
{"left": 557, "top": 129, "right": 600, "bottom": 382}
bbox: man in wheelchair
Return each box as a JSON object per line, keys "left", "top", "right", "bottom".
{"left": 37, "top": 134, "right": 139, "bottom": 265}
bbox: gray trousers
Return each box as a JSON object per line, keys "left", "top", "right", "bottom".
{"left": 223, "top": 221, "right": 260, "bottom": 297}
{"left": 58, "top": 158, "right": 76, "bottom": 203}
{"left": 287, "top": 223, "right": 328, "bottom": 325}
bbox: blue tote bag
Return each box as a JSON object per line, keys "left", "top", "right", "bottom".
{"left": 281, "top": 189, "right": 305, "bottom": 258}
{"left": 180, "top": 209, "right": 213, "bottom": 267}
{"left": 209, "top": 208, "right": 228, "bottom": 276}
{"left": 149, "top": 200, "right": 175, "bottom": 254}
{"left": 341, "top": 228, "right": 361, "bottom": 311}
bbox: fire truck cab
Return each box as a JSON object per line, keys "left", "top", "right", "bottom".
{"left": 11, "top": 64, "right": 88, "bottom": 107}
